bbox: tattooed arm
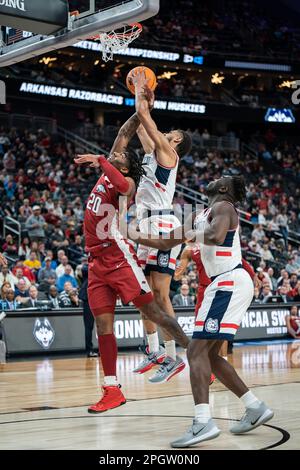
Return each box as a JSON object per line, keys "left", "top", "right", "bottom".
{"left": 110, "top": 113, "right": 141, "bottom": 154}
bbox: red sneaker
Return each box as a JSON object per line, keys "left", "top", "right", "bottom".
{"left": 210, "top": 373, "right": 216, "bottom": 385}
{"left": 88, "top": 385, "right": 126, "bottom": 413}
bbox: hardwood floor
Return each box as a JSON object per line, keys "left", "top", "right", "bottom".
{"left": 0, "top": 340, "right": 299, "bottom": 450}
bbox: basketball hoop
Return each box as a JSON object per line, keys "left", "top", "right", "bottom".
{"left": 89, "top": 23, "right": 143, "bottom": 62}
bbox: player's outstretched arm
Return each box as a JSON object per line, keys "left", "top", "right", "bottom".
{"left": 132, "top": 70, "right": 175, "bottom": 165}
{"left": 136, "top": 124, "right": 155, "bottom": 154}
{"left": 128, "top": 224, "right": 187, "bottom": 250}
{"left": 174, "top": 247, "right": 192, "bottom": 280}
{"left": 74, "top": 154, "right": 134, "bottom": 196}
{"left": 110, "top": 113, "right": 141, "bottom": 154}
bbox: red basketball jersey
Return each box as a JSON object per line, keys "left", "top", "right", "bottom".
{"left": 191, "top": 245, "right": 211, "bottom": 287}
{"left": 84, "top": 174, "right": 120, "bottom": 252}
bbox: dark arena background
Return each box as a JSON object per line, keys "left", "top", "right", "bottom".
{"left": 0, "top": 0, "right": 299, "bottom": 456}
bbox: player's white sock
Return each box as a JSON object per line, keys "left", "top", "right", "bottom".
{"left": 104, "top": 376, "right": 118, "bottom": 386}
{"left": 164, "top": 340, "right": 176, "bottom": 361}
{"left": 147, "top": 332, "right": 160, "bottom": 353}
{"left": 223, "top": 356, "right": 228, "bottom": 361}
{"left": 240, "top": 390, "right": 261, "bottom": 409}
{"left": 195, "top": 403, "right": 211, "bottom": 424}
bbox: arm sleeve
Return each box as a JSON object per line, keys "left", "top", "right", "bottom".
{"left": 98, "top": 155, "right": 130, "bottom": 194}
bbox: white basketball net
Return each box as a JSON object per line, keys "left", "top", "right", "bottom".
{"left": 90, "top": 23, "right": 142, "bottom": 62}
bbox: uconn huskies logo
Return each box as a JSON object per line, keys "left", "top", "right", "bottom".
{"left": 33, "top": 318, "right": 55, "bottom": 349}
{"left": 205, "top": 318, "right": 219, "bottom": 334}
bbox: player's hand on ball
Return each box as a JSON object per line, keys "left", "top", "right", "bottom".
{"left": 74, "top": 154, "right": 101, "bottom": 168}
{"left": 130, "top": 69, "right": 148, "bottom": 89}
{"left": 143, "top": 86, "right": 155, "bottom": 110}
{"left": 0, "top": 253, "right": 7, "bottom": 267}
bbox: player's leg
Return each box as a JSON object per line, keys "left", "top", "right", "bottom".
{"left": 147, "top": 271, "right": 186, "bottom": 383}
{"left": 209, "top": 269, "right": 274, "bottom": 434}
{"left": 87, "top": 262, "right": 126, "bottom": 413}
{"left": 133, "top": 274, "right": 165, "bottom": 374}
{"left": 171, "top": 338, "right": 221, "bottom": 448}
{"left": 220, "top": 340, "right": 228, "bottom": 360}
{"left": 209, "top": 339, "right": 274, "bottom": 433}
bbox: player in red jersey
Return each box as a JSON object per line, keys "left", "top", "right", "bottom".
{"left": 174, "top": 245, "right": 255, "bottom": 383}
{"left": 75, "top": 114, "right": 189, "bottom": 413}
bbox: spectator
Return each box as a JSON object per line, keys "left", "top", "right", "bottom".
{"left": 286, "top": 305, "right": 300, "bottom": 339}
{"left": 15, "top": 279, "right": 30, "bottom": 299}
{"left": 47, "top": 285, "right": 61, "bottom": 309}
{"left": 25, "top": 205, "right": 46, "bottom": 241}
{"left": 69, "top": 288, "right": 81, "bottom": 308}
{"left": 41, "top": 250, "right": 57, "bottom": 270}
{"left": 18, "top": 237, "right": 31, "bottom": 259}
{"left": 13, "top": 268, "right": 31, "bottom": 289}
{"left": 19, "top": 198, "right": 33, "bottom": 219}
{"left": 261, "top": 244, "right": 274, "bottom": 262}
{"left": 290, "top": 273, "right": 299, "bottom": 290}
{"left": 285, "top": 255, "right": 300, "bottom": 275}
{"left": 56, "top": 255, "right": 74, "bottom": 278}
{"left": 261, "top": 284, "right": 273, "bottom": 303}
{"left": 2, "top": 234, "right": 18, "bottom": 257}
{"left": 38, "top": 257, "right": 57, "bottom": 290}
{"left": 0, "top": 288, "right": 20, "bottom": 310}
{"left": 69, "top": 235, "right": 84, "bottom": 263}
{"left": 57, "top": 265, "right": 78, "bottom": 292}
{"left": 252, "top": 224, "right": 265, "bottom": 241}
{"left": 23, "top": 251, "right": 42, "bottom": 273}
{"left": 172, "top": 284, "right": 194, "bottom": 307}
{"left": 51, "top": 226, "right": 69, "bottom": 249}
{"left": 293, "top": 286, "right": 300, "bottom": 302}
{"left": 1, "top": 281, "right": 12, "bottom": 300}
{"left": 252, "top": 286, "right": 261, "bottom": 303}
{"left": 0, "top": 265, "right": 17, "bottom": 289}
{"left": 277, "top": 285, "right": 292, "bottom": 303}
{"left": 277, "top": 269, "right": 290, "bottom": 288}
{"left": 59, "top": 281, "right": 75, "bottom": 307}
{"left": 256, "top": 268, "right": 271, "bottom": 290}
{"left": 276, "top": 209, "right": 289, "bottom": 248}
{"left": 20, "top": 285, "right": 47, "bottom": 308}
{"left": 12, "top": 259, "right": 35, "bottom": 283}
{"left": 267, "top": 267, "right": 277, "bottom": 292}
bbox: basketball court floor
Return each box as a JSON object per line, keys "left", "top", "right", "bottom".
{"left": 0, "top": 340, "right": 299, "bottom": 450}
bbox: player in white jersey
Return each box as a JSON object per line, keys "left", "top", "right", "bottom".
{"left": 129, "top": 175, "right": 274, "bottom": 446}
{"left": 131, "top": 70, "right": 192, "bottom": 383}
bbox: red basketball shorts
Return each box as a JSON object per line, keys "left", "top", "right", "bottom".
{"left": 195, "top": 285, "right": 208, "bottom": 316}
{"left": 88, "top": 241, "right": 153, "bottom": 316}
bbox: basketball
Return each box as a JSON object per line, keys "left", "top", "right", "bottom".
{"left": 126, "top": 66, "right": 157, "bottom": 95}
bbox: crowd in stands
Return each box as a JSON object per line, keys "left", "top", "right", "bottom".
{"left": 0, "top": 121, "right": 299, "bottom": 311}
{"left": 139, "top": 0, "right": 300, "bottom": 60}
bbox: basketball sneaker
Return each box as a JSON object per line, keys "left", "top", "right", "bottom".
{"left": 171, "top": 419, "right": 221, "bottom": 448}
{"left": 88, "top": 385, "right": 126, "bottom": 413}
{"left": 230, "top": 402, "right": 274, "bottom": 434}
{"left": 133, "top": 345, "right": 165, "bottom": 374}
{"left": 148, "top": 355, "right": 185, "bottom": 383}
{"left": 210, "top": 373, "right": 216, "bottom": 385}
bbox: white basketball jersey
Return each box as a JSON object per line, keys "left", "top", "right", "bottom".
{"left": 194, "top": 205, "right": 242, "bottom": 278}
{"left": 136, "top": 150, "right": 179, "bottom": 220}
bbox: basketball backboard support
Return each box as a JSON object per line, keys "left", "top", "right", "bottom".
{"left": 0, "top": 0, "right": 160, "bottom": 67}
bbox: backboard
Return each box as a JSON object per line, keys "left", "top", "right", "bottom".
{"left": 0, "top": 0, "right": 160, "bottom": 66}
